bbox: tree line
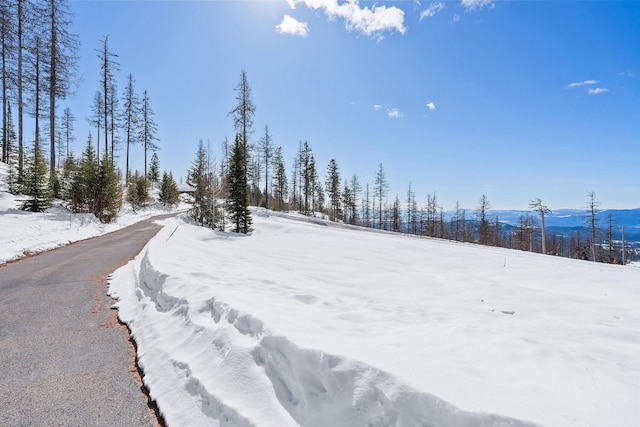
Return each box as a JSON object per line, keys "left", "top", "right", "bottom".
{"left": 0, "top": 0, "right": 176, "bottom": 221}
{"left": 187, "top": 71, "right": 631, "bottom": 260}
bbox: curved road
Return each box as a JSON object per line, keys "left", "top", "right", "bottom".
{"left": 0, "top": 215, "right": 174, "bottom": 426}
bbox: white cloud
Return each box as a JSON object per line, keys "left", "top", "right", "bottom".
{"left": 388, "top": 108, "right": 403, "bottom": 118}
{"left": 451, "top": 14, "right": 460, "bottom": 23}
{"left": 276, "top": 14, "right": 310, "bottom": 37}
{"left": 425, "top": 102, "right": 436, "bottom": 111}
{"left": 286, "top": 0, "right": 405, "bottom": 38}
{"left": 461, "top": 0, "right": 494, "bottom": 11}
{"left": 566, "top": 80, "right": 598, "bottom": 89}
{"left": 373, "top": 104, "right": 383, "bottom": 111}
{"left": 587, "top": 87, "right": 609, "bottom": 95}
{"left": 420, "top": 1, "right": 445, "bottom": 20}
{"left": 619, "top": 71, "right": 634, "bottom": 77}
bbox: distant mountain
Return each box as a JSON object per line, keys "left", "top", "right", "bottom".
{"left": 487, "top": 208, "right": 640, "bottom": 243}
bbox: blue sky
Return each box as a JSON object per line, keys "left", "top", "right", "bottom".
{"left": 64, "top": 0, "right": 640, "bottom": 210}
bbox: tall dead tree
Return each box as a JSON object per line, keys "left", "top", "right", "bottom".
{"left": 530, "top": 198, "right": 551, "bottom": 254}
{"left": 45, "top": 0, "right": 78, "bottom": 173}
{"left": 586, "top": 191, "right": 600, "bottom": 262}
{"left": 96, "top": 35, "right": 119, "bottom": 160}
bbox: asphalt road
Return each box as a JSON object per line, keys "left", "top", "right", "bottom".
{"left": 0, "top": 215, "right": 174, "bottom": 426}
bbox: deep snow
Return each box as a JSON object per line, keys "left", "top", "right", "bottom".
{"left": 109, "top": 211, "right": 639, "bottom": 427}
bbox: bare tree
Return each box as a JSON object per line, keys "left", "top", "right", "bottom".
{"left": 228, "top": 69, "right": 255, "bottom": 153}
{"left": 374, "top": 163, "right": 389, "bottom": 229}
{"left": 122, "top": 73, "right": 139, "bottom": 184}
{"left": 476, "top": 194, "right": 491, "bottom": 245}
{"left": 258, "top": 125, "right": 273, "bottom": 209}
{"left": 0, "top": 1, "right": 14, "bottom": 163}
{"left": 96, "top": 35, "right": 119, "bottom": 159}
{"left": 88, "top": 91, "right": 103, "bottom": 157}
{"left": 530, "top": 198, "right": 551, "bottom": 254}
{"left": 139, "top": 90, "right": 158, "bottom": 178}
{"left": 60, "top": 106, "right": 75, "bottom": 162}
{"left": 45, "top": 0, "right": 79, "bottom": 173}
{"left": 586, "top": 191, "right": 600, "bottom": 262}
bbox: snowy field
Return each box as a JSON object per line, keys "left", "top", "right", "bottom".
{"left": 109, "top": 211, "right": 639, "bottom": 427}
{"left": 0, "top": 161, "right": 184, "bottom": 264}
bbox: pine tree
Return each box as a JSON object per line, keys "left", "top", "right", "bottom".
{"left": 476, "top": 194, "right": 492, "bottom": 245}
{"left": 342, "top": 180, "right": 353, "bottom": 224}
{"left": 148, "top": 152, "right": 160, "bottom": 183}
{"left": 70, "top": 134, "right": 99, "bottom": 213}
{"left": 325, "top": 158, "right": 341, "bottom": 221}
{"left": 5, "top": 102, "right": 20, "bottom": 193}
{"left": 227, "top": 134, "right": 251, "bottom": 234}
{"left": 95, "top": 150, "right": 121, "bottom": 223}
{"left": 21, "top": 136, "right": 52, "bottom": 212}
{"left": 187, "top": 140, "right": 207, "bottom": 225}
{"left": 126, "top": 171, "right": 139, "bottom": 210}
{"left": 348, "top": 174, "right": 361, "bottom": 225}
{"left": 272, "top": 146, "right": 288, "bottom": 211}
{"left": 126, "top": 171, "right": 149, "bottom": 211}
{"left": 159, "top": 171, "right": 180, "bottom": 208}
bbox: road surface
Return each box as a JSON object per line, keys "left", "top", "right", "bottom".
{"left": 0, "top": 215, "right": 174, "bottom": 426}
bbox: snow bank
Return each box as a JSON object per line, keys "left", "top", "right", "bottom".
{"left": 109, "top": 213, "right": 639, "bottom": 427}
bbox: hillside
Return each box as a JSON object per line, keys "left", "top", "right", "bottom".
{"left": 109, "top": 211, "right": 639, "bottom": 427}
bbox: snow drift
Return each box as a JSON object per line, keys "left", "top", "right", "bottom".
{"left": 109, "top": 212, "right": 639, "bottom": 427}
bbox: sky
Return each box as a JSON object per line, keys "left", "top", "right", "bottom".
{"left": 60, "top": 0, "right": 640, "bottom": 210}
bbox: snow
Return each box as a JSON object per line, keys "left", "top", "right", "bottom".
{"left": 0, "top": 161, "right": 185, "bottom": 264}
{"left": 108, "top": 210, "right": 639, "bottom": 427}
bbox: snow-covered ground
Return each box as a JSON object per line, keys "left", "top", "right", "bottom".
{"left": 0, "top": 161, "right": 185, "bottom": 264}
{"left": 109, "top": 211, "right": 639, "bottom": 427}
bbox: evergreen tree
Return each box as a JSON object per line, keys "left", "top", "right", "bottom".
{"left": 21, "top": 136, "right": 52, "bottom": 212}
{"left": 187, "top": 141, "right": 219, "bottom": 228}
{"left": 126, "top": 171, "right": 149, "bottom": 211}
{"left": 5, "top": 103, "right": 20, "bottom": 193}
{"left": 325, "top": 158, "right": 341, "bottom": 221}
{"left": 392, "top": 194, "right": 401, "bottom": 232}
{"left": 96, "top": 150, "right": 121, "bottom": 223}
{"left": 342, "top": 180, "right": 353, "bottom": 225}
{"left": 57, "top": 151, "right": 76, "bottom": 201}
{"left": 70, "top": 134, "right": 99, "bottom": 214}
{"left": 272, "top": 146, "right": 288, "bottom": 211}
{"left": 227, "top": 134, "right": 251, "bottom": 233}
{"left": 348, "top": 174, "right": 361, "bottom": 225}
{"left": 187, "top": 140, "right": 207, "bottom": 225}
{"left": 159, "top": 171, "right": 180, "bottom": 208}
{"left": 476, "top": 194, "right": 492, "bottom": 245}
{"left": 148, "top": 152, "right": 160, "bottom": 183}
{"left": 125, "top": 171, "right": 139, "bottom": 209}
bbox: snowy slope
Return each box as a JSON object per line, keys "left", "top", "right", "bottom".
{"left": 109, "top": 211, "right": 639, "bottom": 427}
